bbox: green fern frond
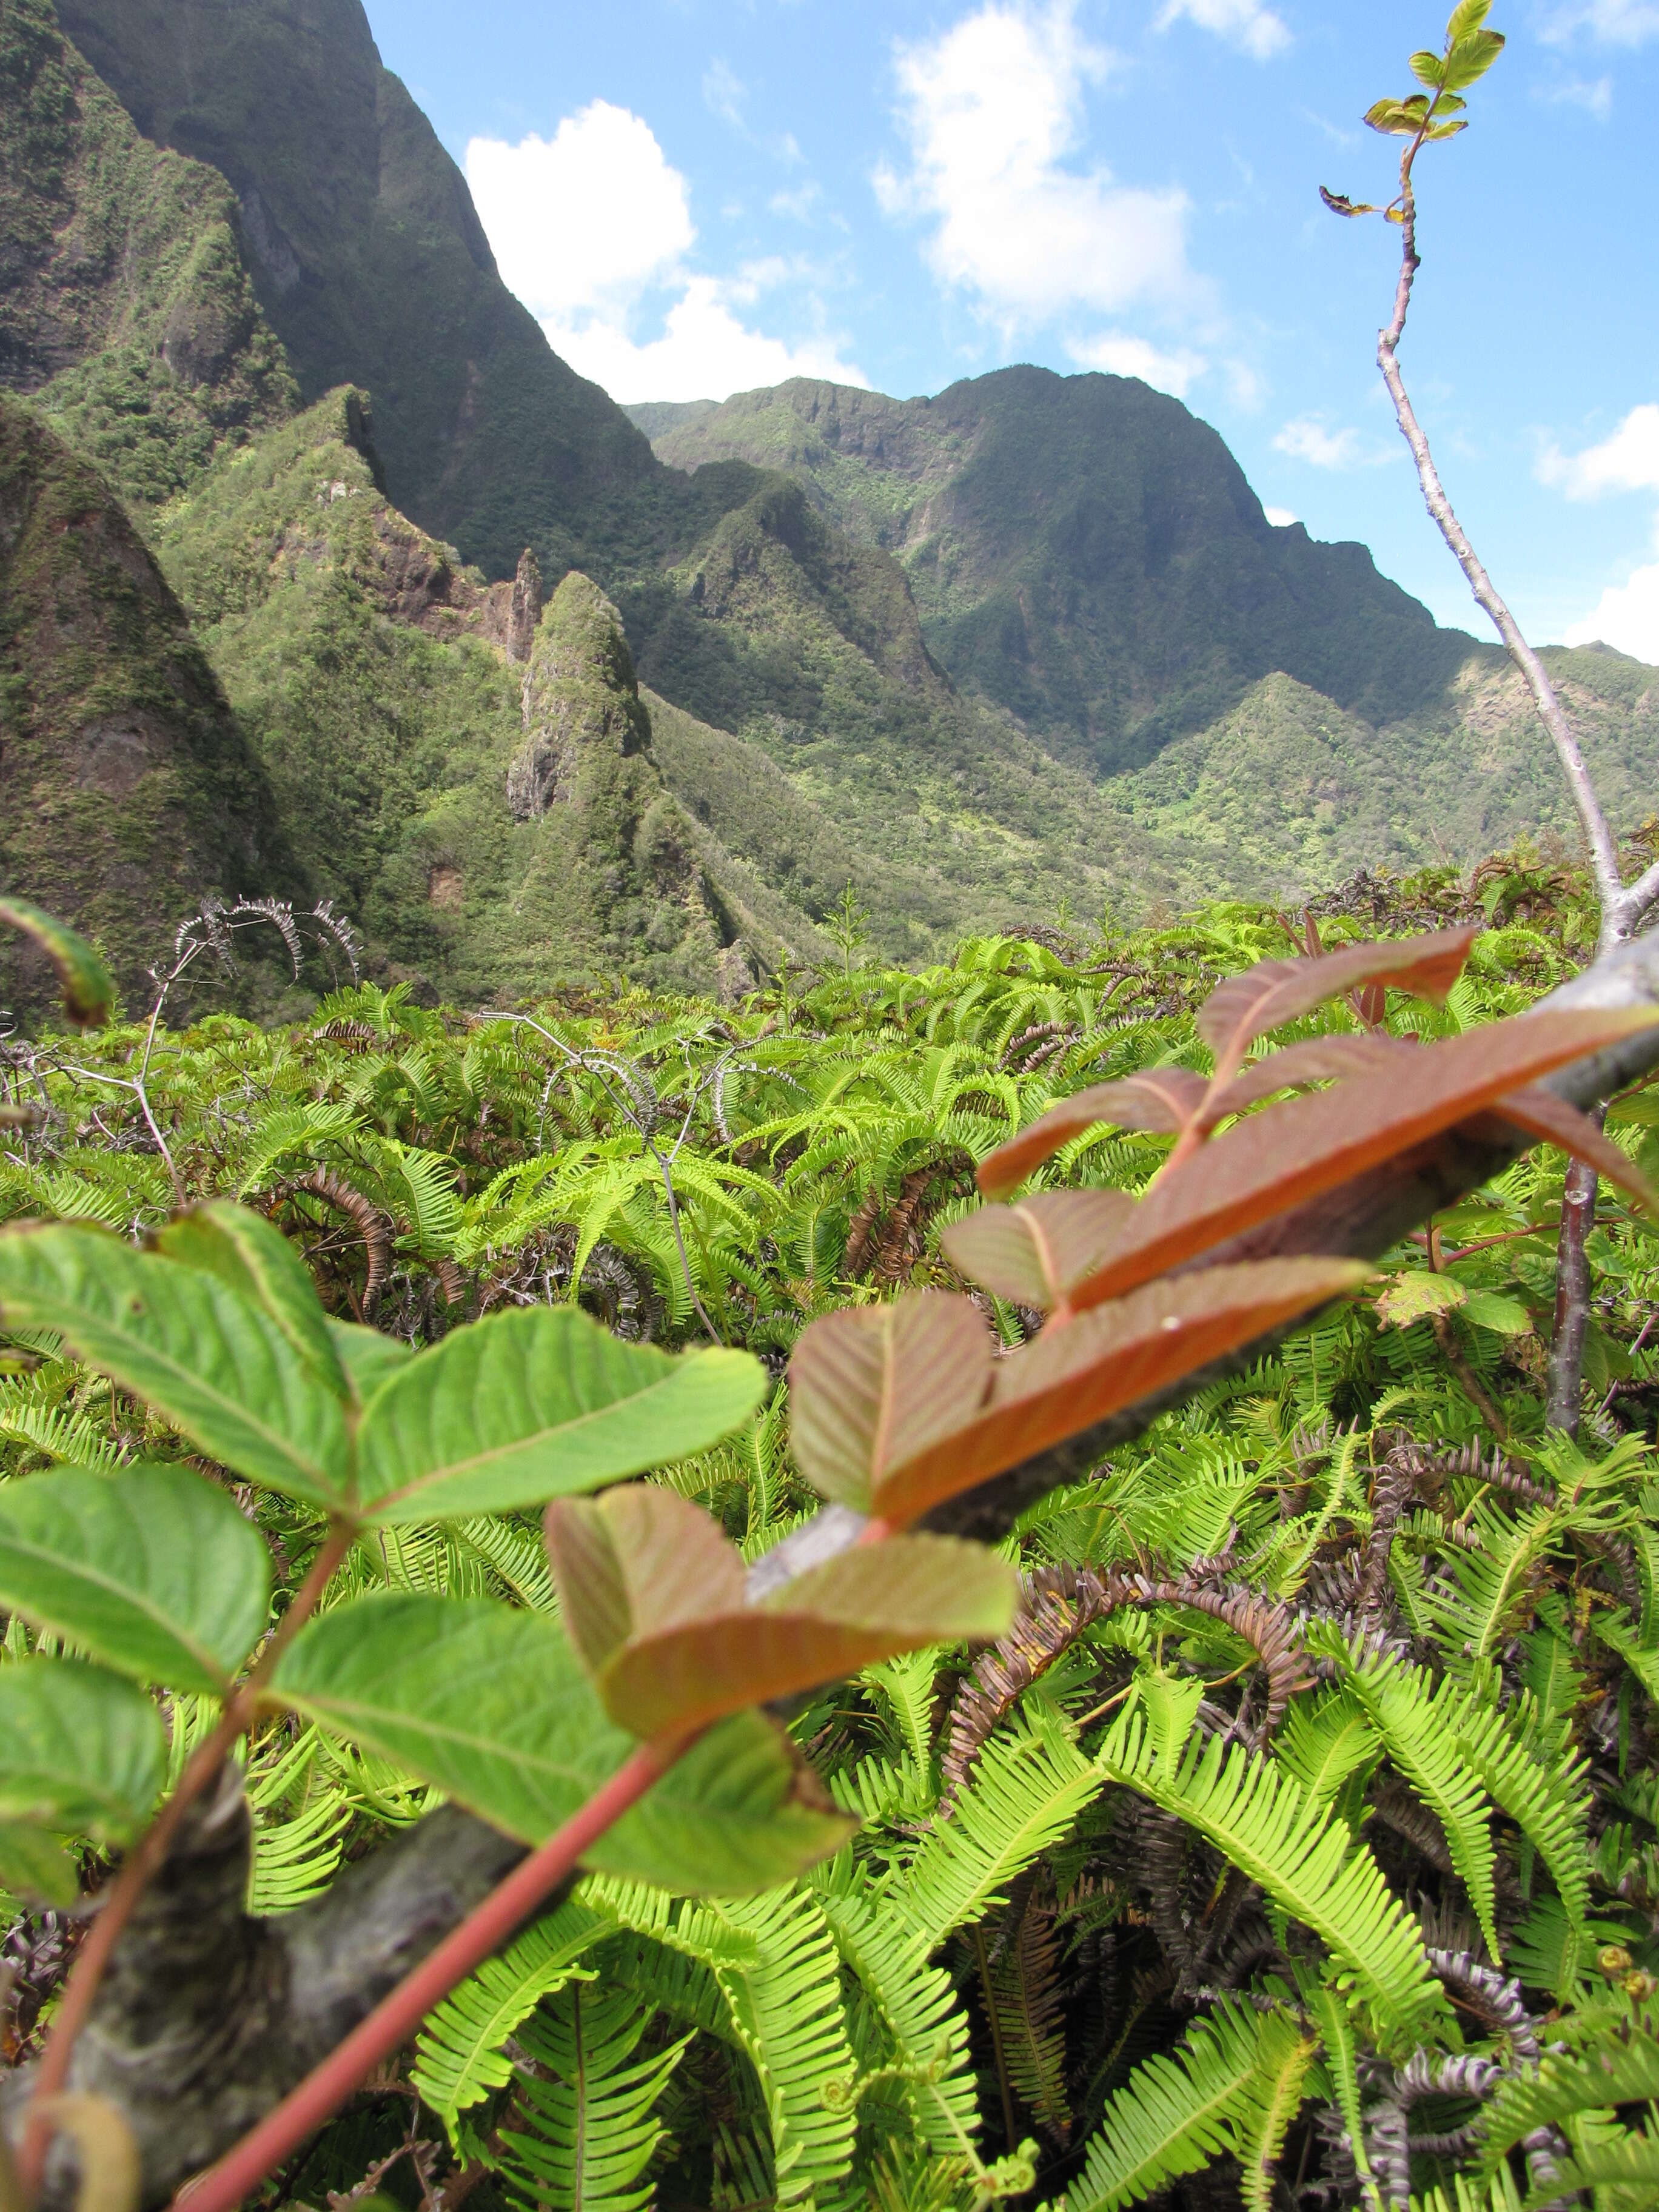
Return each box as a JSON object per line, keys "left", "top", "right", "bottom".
{"left": 809, "top": 1849, "right": 979, "bottom": 2160}
{"left": 1341, "top": 1652, "right": 1501, "bottom": 1958}
{"left": 1275, "top": 1691, "right": 1379, "bottom": 1811}
{"left": 1235, "top": 2010, "right": 1319, "bottom": 2212}
{"left": 1095, "top": 1703, "right": 1443, "bottom": 2031}
{"left": 1520, "top": 2127, "right": 1659, "bottom": 2207}
{"left": 1061, "top": 2003, "right": 1273, "bottom": 2212}
{"left": 412, "top": 1896, "right": 603, "bottom": 2136}
{"left": 496, "top": 1982, "right": 689, "bottom": 2212}
{"left": 1479, "top": 2026, "right": 1659, "bottom": 2175}
{"left": 899, "top": 1714, "right": 1104, "bottom": 1950}
{"left": 717, "top": 1886, "right": 860, "bottom": 2207}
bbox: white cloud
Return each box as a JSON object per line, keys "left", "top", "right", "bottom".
{"left": 1538, "top": 403, "right": 1659, "bottom": 498}
{"left": 1264, "top": 505, "right": 1298, "bottom": 527}
{"left": 1541, "top": 0, "right": 1659, "bottom": 42}
{"left": 1533, "top": 72, "right": 1614, "bottom": 115}
{"left": 1272, "top": 416, "right": 1396, "bottom": 469}
{"left": 544, "top": 278, "right": 867, "bottom": 405}
{"left": 1564, "top": 560, "right": 1659, "bottom": 659}
{"left": 1068, "top": 330, "right": 1206, "bottom": 397}
{"left": 1156, "top": 0, "right": 1291, "bottom": 61}
{"left": 466, "top": 105, "right": 865, "bottom": 405}
{"left": 466, "top": 104, "right": 693, "bottom": 321}
{"left": 879, "top": 1, "right": 1194, "bottom": 326}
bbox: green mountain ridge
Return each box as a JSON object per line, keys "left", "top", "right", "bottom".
{"left": 0, "top": 0, "right": 1652, "bottom": 1016}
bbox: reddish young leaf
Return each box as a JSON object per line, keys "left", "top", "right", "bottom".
{"left": 865, "top": 1259, "right": 1369, "bottom": 1530}
{"left": 1062, "top": 1004, "right": 1659, "bottom": 1315}
{"left": 545, "top": 1485, "right": 742, "bottom": 1680}
{"left": 1487, "top": 1089, "right": 1659, "bottom": 1216}
{"left": 788, "top": 1292, "right": 992, "bottom": 1510}
{"left": 545, "top": 1486, "right": 1017, "bottom": 1737}
{"left": 940, "top": 1189, "right": 1135, "bottom": 1310}
{"left": 1198, "top": 1034, "right": 1408, "bottom": 1128}
{"left": 1196, "top": 925, "right": 1480, "bottom": 1083}
{"left": 977, "top": 1071, "right": 1209, "bottom": 1200}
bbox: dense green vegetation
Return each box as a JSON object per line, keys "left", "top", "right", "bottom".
{"left": 2, "top": 856, "right": 1658, "bottom": 2210}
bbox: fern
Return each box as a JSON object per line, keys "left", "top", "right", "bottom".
{"left": 495, "top": 1982, "right": 689, "bottom": 2212}
{"left": 1341, "top": 1651, "right": 1502, "bottom": 1959}
{"left": 899, "top": 1713, "right": 1105, "bottom": 1949}
{"left": 412, "top": 1897, "right": 603, "bottom": 2136}
{"left": 1478, "top": 2024, "right": 1659, "bottom": 2175}
{"left": 809, "top": 1851, "right": 980, "bottom": 2160}
{"left": 1060, "top": 2003, "right": 1276, "bottom": 2211}
{"left": 1095, "top": 1701, "right": 1443, "bottom": 2031}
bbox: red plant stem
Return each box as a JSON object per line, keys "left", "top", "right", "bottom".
{"left": 171, "top": 1737, "right": 678, "bottom": 2212}
{"left": 19, "top": 1521, "right": 356, "bottom": 2193}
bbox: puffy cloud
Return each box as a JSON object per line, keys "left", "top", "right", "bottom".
{"left": 1068, "top": 330, "right": 1206, "bottom": 397}
{"left": 542, "top": 277, "right": 868, "bottom": 406}
{"left": 466, "top": 103, "right": 693, "bottom": 321}
{"left": 466, "top": 104, "right": 865, "bottom": 404}
{"left": 1541, "top": 0, "right": 1659, "bottom": 42}
{"left": 1155, "top": 0, "right": 1291, "bottom": 61}
{"left": 1564, "top": 559, "right": 1659, "bottom": 660}
{"left": 1538, "top": 404, "right": 1659, "bottom": 498}
{"left": 1263, "top": 506, "right": 1298, "bottom": 527}
{"left": 877, "top": 1, "right": 1194, "bottom": 326}
{"left": 1272, "top": 417, "right": 1396, "bottom": 470}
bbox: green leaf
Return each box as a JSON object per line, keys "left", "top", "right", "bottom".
{"left": 1410, "top": 47, "right": 1445, "bottom": 84}
{"left": 326, "top": 1318, "right": 412, "bottom": 1406}
{"left": 0, "top": 1464, "right": 270, "bottom": 1692}
{"left": 619, "top": 1711, "right": 857, "bottom": 1894}
{"left": 270, "top": 1595, "right": 853, "bottom": 1892}
{"left": 1446, "top": 0, "right": 1493, "bottom": 35}
{"left": 0, "top": 1821, "right": 79, "bottom": 1906}
{"left": 354, "top": 1307, "right": 766, "bottom": 1523}
{"left": 0, "top": 1222, "right": 352, "bottom": 1509}
{"left": 1442, "top": 26, "right": 1505, "bottom": 90}
{"left": 153, "top": 1202, "right": 346, "bottom": 1398}
{"left": 1460, "top": 1289, "right": 1531, "bottom": 1335}
{"left": 0, "top": 897, "right": 114, "bottom": 1030}
{"left": 0, "top": 1659, "right": 165, "bottom": 1841}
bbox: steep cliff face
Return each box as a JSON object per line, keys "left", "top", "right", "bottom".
{"left": 0, "top": 0, "right": 296, "bottom": 508}
{"left": 0, "top": 395, "right": 286, "bottom": 1014}
{"left": 53, "top": 0, "right": 660, "bottom": 579}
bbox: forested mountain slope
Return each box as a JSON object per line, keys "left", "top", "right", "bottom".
{"left": 0, "top": 395, "right": 287, "bottom": 1014}
{"left": 637, "top": 375, "right": 1658, "bottom": 850}
{"left": 1, "top": 0, "right": 1653, "bottom": 1011}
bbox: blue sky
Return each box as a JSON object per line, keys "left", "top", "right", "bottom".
{"left": 363, "top": 0, "right": 1659, "bottom": 661}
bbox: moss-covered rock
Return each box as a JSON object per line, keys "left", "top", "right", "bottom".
{"left": 0, "top": 394, "right": 286, "bottom": 1015}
